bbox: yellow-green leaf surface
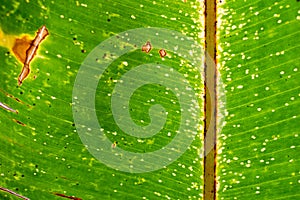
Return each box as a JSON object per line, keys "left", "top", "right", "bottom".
{"left": 1, "top": 0, "right": 299, "bottom": 200}
{"left": 218, "top": 0, "right": 300, "bottom": 199}
{"left": 0, "top": 0, "right": 204, "bottom": 199}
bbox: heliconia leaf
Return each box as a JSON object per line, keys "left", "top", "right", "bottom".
{"left": 218, "top": 0, "right": 300, "bottom": 199}
{"left": 1, "top": 0, "right": 298, "bottom": 199}
{"left": 0, "top": 0, "right": 205, "bottom": 199}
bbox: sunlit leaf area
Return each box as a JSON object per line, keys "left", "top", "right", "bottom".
{"left": 0, "top": 0, "right": 299, "bottom": 199}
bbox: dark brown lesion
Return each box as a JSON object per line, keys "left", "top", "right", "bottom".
{"left": 11, "top": 25, "right": 49, "bottom": 86}
{"left": 12, "top": 118, "right": 26, "bottom": 126}
{"left": 53, "top": 193, "right": 82, "bottom": 200}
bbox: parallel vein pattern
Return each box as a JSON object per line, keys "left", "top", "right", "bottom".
{"left": 218, "top": 0, "right": 300, "bottom": 199}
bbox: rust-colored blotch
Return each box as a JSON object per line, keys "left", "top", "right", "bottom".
{"left": 159, "top": 49, "right": 167, "bottom": 58}
{"left": 142, "top": 41, "right": 152, "bottom": 53}
{"left": 12, "top": 36, "right": 32, "bottom": 64}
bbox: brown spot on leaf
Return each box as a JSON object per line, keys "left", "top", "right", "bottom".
{"left": 12, "top": 119, "right": 26, "bottom": 126}
{"left": 54, "top": 193, "right": 82, "bottom": 200}
{"left": 0, "top": 88, "right": 31, "bottom": 108}
{"left": 159, "top": 49, "right": 167, "bottom": 58}
{"left": 142, "top": 41, "right": 152, "bottom": 53}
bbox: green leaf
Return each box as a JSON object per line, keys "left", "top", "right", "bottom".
{"left": 1, "top": 0, "right": 299, "bottom": 199}
{"left": 218, "top": 0, "right": 300, "bottom": 199}
{"left": 0, "top": 0, "right": 204, "bottom": 199}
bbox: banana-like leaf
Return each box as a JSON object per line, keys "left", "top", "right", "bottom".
{"left": 0, "top": 0, "right": 299, "bottom": 200}
{"left": 218, "top": 0, "right": 300, "bottom": 199}
{"left": 0, "top": 0, "right": 204, "bottom": 199}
